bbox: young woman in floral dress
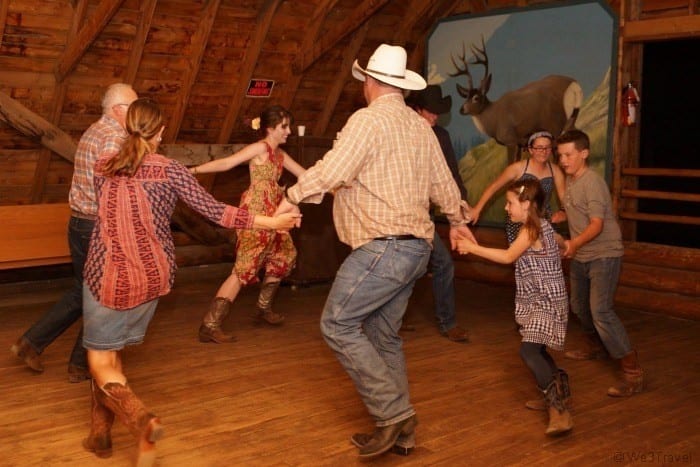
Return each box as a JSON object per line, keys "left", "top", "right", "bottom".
{"left": 191, "top": 105, "right": 305, "bottom": 343}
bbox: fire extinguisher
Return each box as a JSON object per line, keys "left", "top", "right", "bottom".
{"left": 622, "top": 82, "right": 640, "bottom": 127}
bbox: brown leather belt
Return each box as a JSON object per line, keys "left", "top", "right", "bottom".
{"left": 71, "top": 210, "right": 97, "bottom": 221}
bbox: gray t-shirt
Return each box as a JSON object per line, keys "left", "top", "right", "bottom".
{"left": 564, "top": 168, "right": 624, "bottom": 262}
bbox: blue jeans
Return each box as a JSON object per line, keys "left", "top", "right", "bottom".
{"left": 569, "top": 257, "right": 631, "bottom": 359}
{"left": 22, "top": 216, "right": 93, "bottom": 369}
{"left": 430, "top": 230, "right": 457, "bottom": 333}
{"left": 320, "top": 238, "right": 431, "bottom": 426}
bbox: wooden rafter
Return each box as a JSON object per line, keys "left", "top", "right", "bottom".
{"left": 407, "top": 0, "right": 462, "bottom": 72}
{"left": 124, "top": 0, "right": 157, "bottom": 85}
{"left": 218, "top": 0, "right": 281, "bottom": 144}
{"left": 0, "top": 91, "right": 77, "bottom": 162}
{"left": 392, "top": 0, "right": 438, "bottom": 45}
{"left": 164, "top": 0, "right": 221, "bottom": 142}
{"left": 54, "top": 0, "right": 126, "bottom": 82}
{"left": 313, "top": 23, "right": 368, "bottom": 137}
{"left": 30, "top": 0, "right": 89, "bottom": 202}
{"left": 30, "top": 85, "right": 67, "bottom": 203}
{"left": 279, "top": 0, "right": 341, "bottom": 110}
{"left": 292, "top": 0, "right": 390, "bottom": 75}
{"left": 0, "top": 0, "right": 9, "bottom": 48}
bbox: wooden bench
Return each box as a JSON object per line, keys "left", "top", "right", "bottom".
{"left": 0, "top": 203, "right": 71, "bottom": 270}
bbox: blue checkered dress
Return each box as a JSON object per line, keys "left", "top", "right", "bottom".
{"left": 514, "top": 219, "right": 568, "bottom": 350}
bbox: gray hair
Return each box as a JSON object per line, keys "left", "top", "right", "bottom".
{"left": 101, "top": 83, "right": 135, "bottom": 114}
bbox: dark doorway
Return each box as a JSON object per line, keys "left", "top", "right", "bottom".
{"left": 638, "top": 39, "right": 700, "bottom": 248}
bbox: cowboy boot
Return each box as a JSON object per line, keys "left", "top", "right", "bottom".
{"left": 564, "top": 333, "right": 608, "bottom": 360}
{"left": 525, "top": 369, "right": 571, "bottom": 411}
{"left": 256, "top": 281, "right": 284, "bottom": 325}
{"left": 99, "top": 382, "right": 164, "bottom": 467}
{"left": 607, "top": 350, "right": 643, "bottom": 397}
{"left": 358, "top": 415, "right": 417, "bottom": 459}
{"left": 83, "top": 379, "right": 114, "bottom": 458}
{"left": 198, "top": 297, "right": 236, "bottom": 343}
{"left": 10, "top": 336, "right": 44, "bottom": 372}
{"left": 351, "top": 420, "right": 417, "bottom": 456}
{"left": 542, "top": 380, "right": 573, "bottom": 436}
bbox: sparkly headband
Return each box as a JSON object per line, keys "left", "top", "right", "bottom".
{"left": 518, "top": 185, "right": 525, "bottom": 196}
{"left": 528, "top": 131, "right": 553, "bottom": 147}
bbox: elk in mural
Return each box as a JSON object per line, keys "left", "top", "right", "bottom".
{"left": 450, "top": 37, "right": 583, "bottom": 162}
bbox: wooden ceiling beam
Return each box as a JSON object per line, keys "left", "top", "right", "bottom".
{"left": 0, "top": 0, "right": 9, "bottom": 48}
{"left": 54, "top": 0, "right": 126, "bottom": 83}
{"left": 407, "top": 0, "right": 462, "bottom": 72}
{"left": 279, "top": 0, "right": 341, "bottom": 110}
{"left": 313, "top": 23, "right": 368, "bottom": 137}
{"left": 124, "top": 0, "right": 157, "bottom": 85}
{"left": 218, "top": 0, "right": 281, "bottom": 144}
{"left": 392, "top": 0, "right": 440, "bottom": 45}
{"left": 0, "top": 91, "right": 77, "bottom": 162}
{"left": 164, "top": 0, "right": 221, "bottom": 142}
{"left": 292, "top": 0, "right": 391, "bottom": 75}
{"left": 29, "top": 0, "right": 88, "bottom": 202}
{"left": 623, "top": 14, "right": 700, "bottom": 41}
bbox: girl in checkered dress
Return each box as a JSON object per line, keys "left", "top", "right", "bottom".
{"left": 456, "top": 179, "right": 572, "bottom": 436}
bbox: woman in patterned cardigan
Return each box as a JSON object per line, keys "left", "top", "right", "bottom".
{"left": 81, "top": 98, "right": 299, "bottom": 466}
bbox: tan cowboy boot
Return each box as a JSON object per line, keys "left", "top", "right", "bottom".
{"left": 99, "top": 382, "right": 164, "bottom": 467}
{"left": 607, "top": 350, "right": 643, "bottom": 397}
{"left": 83, "top": 379, "right": 114, "bottom": 458}
{"left": 257, "top": 281, "right": 284, "bottom": 325}
{"left": 198, "top": 297, "right": 236, "bottom": 343}
{"left": 542, "top": 380, "right": 573, "bottom": 436}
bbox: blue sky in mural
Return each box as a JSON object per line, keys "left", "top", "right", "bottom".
{"left": 427, "top": 1, "right": 614, "bottom": 158}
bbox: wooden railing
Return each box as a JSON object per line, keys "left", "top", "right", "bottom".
{"left": 619, "top": 167, "right": 700, "bottom": 226}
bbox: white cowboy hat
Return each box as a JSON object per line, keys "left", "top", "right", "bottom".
{"left": 352, "top": 44, "right": 427, "bottom": 91}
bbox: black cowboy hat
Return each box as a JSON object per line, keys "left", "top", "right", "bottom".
{"left": 408, "top": 84, "right": 452, "bottom": 115}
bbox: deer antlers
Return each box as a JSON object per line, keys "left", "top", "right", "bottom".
{"left": 449, "top": 36, "right": 490, "bottom": 96}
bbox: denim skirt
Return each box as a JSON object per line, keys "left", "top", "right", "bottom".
{"left": 82, "top": 286, "right": 158, "bottom": 351}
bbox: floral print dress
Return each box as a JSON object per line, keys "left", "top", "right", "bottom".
{"left": 233, "top": 142, "right": 296, "bottom": 285}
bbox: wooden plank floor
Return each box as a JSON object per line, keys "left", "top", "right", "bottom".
{"left": 1, "top": 264, "right": 698, "bottom": 466}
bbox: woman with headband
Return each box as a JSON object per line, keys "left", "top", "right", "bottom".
{"left": 470, "top": 130, "right": 566, "bottom": 243}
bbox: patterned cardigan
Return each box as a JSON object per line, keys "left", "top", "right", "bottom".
{"left": 84, "top": 153, "right": 254, "bottom": 310}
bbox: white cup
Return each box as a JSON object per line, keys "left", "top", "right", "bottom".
{"left": 297, "top": 125, "right": 306, "bottom": 137}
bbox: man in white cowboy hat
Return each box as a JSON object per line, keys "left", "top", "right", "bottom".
{"left": 405, "top": 85, "right": 471, "bottom": 344}
{"left": 276, "top": 44, "right": 474, "bottom": 458}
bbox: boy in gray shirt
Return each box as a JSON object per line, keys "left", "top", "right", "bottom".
{"left": 556, "top": 129, "right": 643, "bottom": 397}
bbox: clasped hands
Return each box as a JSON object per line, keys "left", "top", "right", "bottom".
{"left": 274, "top": 197, "right": 302, "bottom": 229}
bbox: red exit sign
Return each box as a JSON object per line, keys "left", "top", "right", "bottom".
{"left": 246, "top": 79, "right": 275, "bottom": 98}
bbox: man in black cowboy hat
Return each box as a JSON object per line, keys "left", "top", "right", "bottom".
{"left": 406, "top": 84, "right": 471, "bottom": 343}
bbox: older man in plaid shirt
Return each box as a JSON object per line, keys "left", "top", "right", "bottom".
{"left": 277, "top": 44, "right": 474, "bottom": 459}
{"left": 11, "top": 83, "right": 138, "bottom": 382}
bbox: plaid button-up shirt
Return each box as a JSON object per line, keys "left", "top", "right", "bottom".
{"left": 287, "top": 93, "right": 468, "bottom": 249}
{"left": 69, "top": 114, "right": 126, "bottom": 216}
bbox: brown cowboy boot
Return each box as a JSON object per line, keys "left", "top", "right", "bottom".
{"left": 198, "top": 297, "right": 236, "bottom": 343}
{"left": 350, "top": 417, "right": 417, "bottom": 456}
{"left": 526, "top": 369, "right": 571, "bottom": 411}
{"left": 83, "top": 379, "right": 114, "bottom": 458}
{"left": 607, "top": 350, "right": 643, "bottom": 397}
{"left": 564, "top": 333, "right": 608, "bottom": 360}
{"left": 99, "top": 382, "right": 163, "bottom": 467}
{"left": 542, "top": 380, "right": 573, "bottom": 436}
{"left": 256, "top": 281, "right": 284, "bottom": 325}
{"left": 10, "top": 336, "right": 44, "bottom": 372}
